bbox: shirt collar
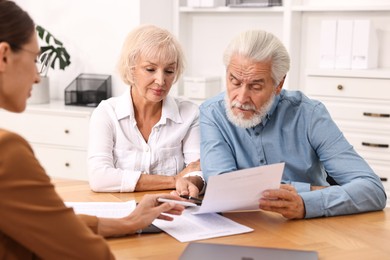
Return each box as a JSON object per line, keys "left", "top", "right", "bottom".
{"left": 114, "top": 88, "right": 183, "bottom": 124}
{"left": 261, "top": 90, "right": 282, "bottom": 126}
{"left": 241, "top": 89, "right": 282, "bottom": 130}
{"left": 161, "top": 95, "right": 183, "bottom": 124}
{"left": 115, "top": 90, "right": 133, "bottom": 120}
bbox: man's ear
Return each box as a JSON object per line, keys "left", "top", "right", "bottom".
{"left": 275, "top": 75, "right": 286, "bottom": 95}
{"left": 0, "top": 42, "right": 11, "bottom": 72}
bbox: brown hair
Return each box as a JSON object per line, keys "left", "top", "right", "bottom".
{"left": 0, "top": 0, "right": 35, "bottom": 51}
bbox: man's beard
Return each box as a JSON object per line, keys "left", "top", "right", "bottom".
{"left": 225, "top": 92, "right": 275, "bottom": 129}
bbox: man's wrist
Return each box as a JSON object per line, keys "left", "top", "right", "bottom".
{"left": 182, "top": 171, "right": 203, "bottom": 179}
{"left": 185, "top": 176, "right": 205, "bottom": 194}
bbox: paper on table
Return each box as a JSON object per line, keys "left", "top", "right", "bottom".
{"left": 153, "top": 163, "right": 283, "bottom": 243}
{"left": 153, "top": 210, "right": 253, "bottom": 242}
{"left": 193, "top": 162, "right": 284, "bottom": 214}
{"left": 65, "top": 201, "right": 136, "bottom": 218}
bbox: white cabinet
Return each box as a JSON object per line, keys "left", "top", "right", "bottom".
{"left": 298, "top": 4, "right": 390, "bottom": 204}
{"left": 0, "top": 101, "right": 94, "bottom": 180}
{"left": 305, "top": 71, "right": 390, "bottom": 205}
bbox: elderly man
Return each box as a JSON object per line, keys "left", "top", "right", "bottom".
{"left": 200, "top": 29, "right": 386, "bottom": 219}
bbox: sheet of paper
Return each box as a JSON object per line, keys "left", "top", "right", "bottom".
{"left": 65, "top": 200, "right": 136, "bottom": 218}
{"left": 193, "top": 162, "right": 284, "bottom": 214}
{"left": 153, "top": 210, "right": 253, "bottom": 242}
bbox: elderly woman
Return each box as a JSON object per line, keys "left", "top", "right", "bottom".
{"left": 88, "top": 25, "right": 204, "bottom": 196}
{"left": 0, "top": 1, "right": 184, "bottom": 259}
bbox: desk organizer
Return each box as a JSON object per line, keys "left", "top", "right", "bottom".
{"left": 65, "top": 73, "right": 111, "bottom": 107}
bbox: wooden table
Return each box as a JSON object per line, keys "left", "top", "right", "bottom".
{"left": 53, "top": 179, "right": 390, "bottom": 260}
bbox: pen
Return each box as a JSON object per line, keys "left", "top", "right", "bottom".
{"left": 179, "top": 195, "right": 203, "bottom": 203}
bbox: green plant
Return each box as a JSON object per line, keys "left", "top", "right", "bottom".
{"left": 36, "top": 25, "right": 71, "bottom": 75}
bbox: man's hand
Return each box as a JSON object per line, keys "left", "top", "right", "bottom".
{"left": 259, "top": 184, "right": 305, "bottom": 219}
{"left": 172, "top": 176, "right": 200, "bottom": 198}
{"left": 172, "top": 160, "right": 203, "bottom": 197}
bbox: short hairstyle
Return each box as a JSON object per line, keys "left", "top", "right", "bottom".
{"left": 223, "top": 30, "right": 290, "bottom": 87}
{"left": 0, "top": 0, "right": 35, "bottom": 52}
{"left": 117, "top": 24, "right": 185, "bottom": 86}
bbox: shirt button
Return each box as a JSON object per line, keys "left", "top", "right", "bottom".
{"left": 260, "top": 159, "right": 265, "bottom": 164}
{"left": 255, "top": 132, "right": 260, "bottom": 136}
{"left": 145, "top": 147, "right": 150, "bottom": 152}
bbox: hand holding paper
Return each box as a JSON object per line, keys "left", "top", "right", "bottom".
{"left": 153, "top": 163, "right": 285, "bottom": 242}
{"left": 192, "top": 162, "right": 285, "bottom": 214}
{"left": 259, "top": 183, "right": 306, "bottom": 219}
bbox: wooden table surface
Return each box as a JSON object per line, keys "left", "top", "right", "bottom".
{"left": 52, "top": 179, "right": 390, "bottom": 260}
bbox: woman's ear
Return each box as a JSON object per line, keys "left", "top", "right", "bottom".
{"left": 0, "top": 42, "right": 11, "bottom": 71}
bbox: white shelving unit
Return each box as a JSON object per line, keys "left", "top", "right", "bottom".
{"left": 173, "top": 0, "right": 390, "bottom": 202}
{"left": 297, "top": 2, "right": 390, "bottom": 202}
{"left": 173, "top": 0, "right": 390, "bottom": 91}
{"left": 173, "top": 0, "right": 294, "bottom": 97}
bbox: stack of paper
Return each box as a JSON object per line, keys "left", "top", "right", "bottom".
{"left": 66, "top": 163, "right": 285, "bottom": 243}
{"left": 154, "top": 163, "right": 284, "bottom": 242}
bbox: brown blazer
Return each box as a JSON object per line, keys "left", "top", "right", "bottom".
{"left": 0, "top": 129, "right": 115, "bottom": 259}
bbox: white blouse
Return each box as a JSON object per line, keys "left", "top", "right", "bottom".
{"left": 87, "top": 90, "right": 201, "bottom": 192}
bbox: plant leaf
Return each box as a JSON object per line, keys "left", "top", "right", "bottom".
{"left": 35, "top": 25, "right": 71, "bottom": 72}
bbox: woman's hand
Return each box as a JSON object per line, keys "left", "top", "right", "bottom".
{"left": 134, "top": 194, "right": 185, "bottom": 223}
{"left": 97, "top": 194, "right": 185, "bottom": 237}
{"left": 177, "top": 159, "right": 201, "bottom": 177}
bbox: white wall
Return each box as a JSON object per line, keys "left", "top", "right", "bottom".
{"left": 14, "top": 0, "right": 173, "bottom": 99}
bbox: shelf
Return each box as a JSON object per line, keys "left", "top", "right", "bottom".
{"left": 292, "top": 5, "right": 390, "bottom": 12}
{"left": 175, "top": 0, "right": 390, "bottom": 96}
{"left": 25, "top": 100, "right": 94, "bottom": 116}
{"left": 306, "top": 68, "right": 390, "bottom": 79}
{"left": 179, "top": 6, "right": 284, "bottom": 13}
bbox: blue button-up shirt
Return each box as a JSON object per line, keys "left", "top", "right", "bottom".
{"left": 200, "top": 89, "right": 386, "bottom": 218}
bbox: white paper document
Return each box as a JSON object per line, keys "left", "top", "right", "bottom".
{"left": 153, "top": 163, "right": 283, "bottom": 242}
{"left": 153, "top": 210, "right": 253, "bottom": 243}
{"left": 65, "top": 200, "right": 136, "bottom": 218}
{"left": 193, "top": 162, "right": 284, "bottom": 214}
{"left": 64, "top": 163, "right": 283, "bottom": 243}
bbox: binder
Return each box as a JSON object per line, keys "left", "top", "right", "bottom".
{"left": 351, "top": 20, "right": 378, "bottom": 69}
{"left": 319, "top": 20, "right": 337, "bottom": 69}
{"left": 335, "top": 20, "right": 354, "bottom": 69}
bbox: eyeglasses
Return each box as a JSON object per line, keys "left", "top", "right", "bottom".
{"left": 35, "top": 52, "right": 54, "bottom": 76}
{"left": 11, "top": 44, "right": 52, "bottom": 76}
